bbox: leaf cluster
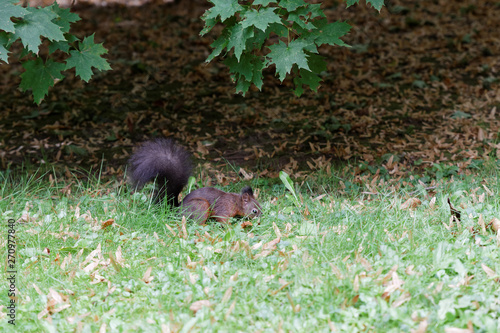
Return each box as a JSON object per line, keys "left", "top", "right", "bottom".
{"left": 0, "top": 1, "right": 111, "bottom": 104}
{"left": 201, "top": 0, "right": 384, "bottom": 96}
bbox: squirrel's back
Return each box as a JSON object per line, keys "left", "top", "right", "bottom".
{"left": 128, "top": 138, "right": 193, "bottom": 205}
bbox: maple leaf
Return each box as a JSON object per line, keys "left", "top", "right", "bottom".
{"left": 200, "top": 17, "right": 217, "bottom": 36}
{"left": 267, "top": 39, "right": 310, "bottom": 81}
{"left": 206, "top": 33, "right": 229, "bottom": 63}
{"left": 227, "top": 24, "right": 254, "bottom": 61}
{"left": 65, "top": 34, "right": 111, "bottom": 82}
{"left": 0, "top": 32, "right": 10, "bottom": 63}
{"left": 307, "top": 53, "right": 327, "bottom": 72}
{"left": 254, "top": 0, "right": 277, "bottom": 5}
{"left": 20, "top": 58, "right": 65, "bottom": 104}
{"left": 226, "top": 53, "right": 265, "bottom": 94}
{"left": 11, "top": 6, "right": 65, "bottom": 54}
{"left": 279, "top": 0, "right": 307, "bottom": 12}
{"left": 225, "top": 54, "right": 254, "bottom": 81}
{"left": 241, "top": 7, "right": 282, "bottom": 32}
{"left": 48, "top": 34, "right": 78, "bottom": 54}
{"left": 204, "top": 0, "right": 244, "bottom": 22}
{"left": 288, "top": 8, "right": 316, "bottom": 31}
{"left": 293, "top": 53, "right": 325, "bottom": 96}
{"left": 311, "top": 19, "right": 351, "bottom": 47}
{"left": 306, "top": 3, "right": 326, "bottom": 19}
{"left": 0, "top": 0, "right": 29, "bottom": 33}
{"left": 345, "top": 0, "right": 385, "bottom": 12}
{"left": 50, "top": 2, "right": 81, "bottom": 33}
{"left": 245, "top": 29, "right": 268, "bottom": 51}
{"left": 293, "top": 68, "right": 322, "bottom": 96}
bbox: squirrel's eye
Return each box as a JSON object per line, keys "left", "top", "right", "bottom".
{"left": 252, "top": 208, "right": 258, "bottom": 214}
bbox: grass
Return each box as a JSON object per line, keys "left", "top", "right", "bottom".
{"left": 0, "top": 166, "right": 499, "bottom": 332}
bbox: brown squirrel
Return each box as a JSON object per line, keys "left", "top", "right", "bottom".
{"left": 128, "top": 138, "right": 262, "bottom": 224}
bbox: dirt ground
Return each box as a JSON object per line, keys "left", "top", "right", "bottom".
{"left": 1, "top": 0, "right": 499, "bottom": 183}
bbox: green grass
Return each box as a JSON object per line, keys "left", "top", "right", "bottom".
{"left": 1, "top": 168, "right": 499, "bottom": 332}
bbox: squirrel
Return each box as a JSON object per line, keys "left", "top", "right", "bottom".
{"left": 128, "top": 138, "right": 262, "bottom": 224}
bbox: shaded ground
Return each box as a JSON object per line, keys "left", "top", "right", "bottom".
{"left": 0, "top": 0, "right": 499, "bottom": 184}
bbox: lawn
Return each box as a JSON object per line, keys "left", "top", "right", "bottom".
{"left": 1, "top": 166, "right": 499, "bottom": 332}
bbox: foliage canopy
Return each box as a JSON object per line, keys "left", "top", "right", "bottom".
{"left": 201, "top": 0, "right": 385, "bottom": 96}
{"left": 0, "top": 0, "right": 110, "bottom": 104}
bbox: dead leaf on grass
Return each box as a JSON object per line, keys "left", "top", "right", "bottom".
{"left": 481, "top": 264, "right": 499, "bottom": 283}
{"left": 141, "top": 266, "right": 154, "bottom": 283}
{"left": 189, "top": 300, "right": 210, "bottom": 313}
{"left": 101, "top": 218, "right": 114, "bottom": 229}
{"left": 401, "top": 198, "right": 421, "bottom": 210}
{"left": 488, "top": 217, "right": 500, "bottom": 233}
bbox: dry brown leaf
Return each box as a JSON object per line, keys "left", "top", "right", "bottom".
{"left": 203, "top": 266, "right": 217, "bottom": 280}
{"left": 225, "top": 300, "right": 236, "bottom": 320}
{"left": 272, "top": 222, "right": 282, "bottom": 239}
{"left": 353, "top": 274, "right": 360, "bottom": 292}
{"left": 262, "top": 237, "right": 280, "bottom": 251}
{"left": 488, "top": 218, "right": 500, "bottom": 232}
{"left": 401, "top": 198, "right": 421, "bottom": 210}
{"left": 189, "top": 300, "right": 210, "bottom": 313}
{"left": 429, "top": 196, "right": 436, "bottom": 210}
{"left": 241, "top": 221, "right": 253, "bottom": 228}
{"left": 392, "top": 292, "right": 411, "bottom": 308}
{"left": 141, "top": 266, "right": 154, "bottom": 283}
{"left": 101, "top": 218, "right": 114, "bottom": 229}
{"left": 181, "top": 216, "right": 188, "bottom": 239}
{"left": 165, "top": 224, "right": 177, "bottom": 237}
{"left": 411, "top": 319, "right": 428, "bottom": 333}
{"left": 481, "top": 264, "right": 499, "bottom": 283}
{"left": 222, "top": 286, "right": 232, "bottom": 303}
{"left": 478, "top": 214, "right": 487, "bottom": 235}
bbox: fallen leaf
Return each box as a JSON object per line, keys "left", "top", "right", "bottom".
{"left": 101, "top": 218, "right": 114, "bottom": 229}
{"left": 481, "top": 264, "right": 499, "bottom": 283}
{"left": 401, "top": 198, "right": 421, "bottom": 210}
{"left": 141, "top": 266, "right": 154, "bottom": 283}
{"left": 189, "top": 300, "right": 210, "bottom": 313}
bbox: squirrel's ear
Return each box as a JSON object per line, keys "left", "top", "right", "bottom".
{"left": 241, "top": 186, "right": 254, "bottom": 197}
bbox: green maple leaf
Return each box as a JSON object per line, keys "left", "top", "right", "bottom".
{"left": 307, "top": 53, "right": 327, "bottom": 72}
{"left": 279, "top": 0, "right": 307, "bottom": 12}
{"left": 293, "top": 68, "right": 322, "bottom": 96}
{"left": 235, "top": 76, "right": 251, "bottom": 94}
{"left": 12, "top": 6, "right": 65, "bottom": 54}
{"left": 245, "top": 29, "right": 268, "bottom": 51}
{"left": 225, "top": 54, "right": 253, "bottom": 81}
{"left": 206, "top": 31, "right": 229, "bottom": 62}
{"left": 65, "top": 34, "right": 111, "bottom": 82}
{"left": 0, "top": 31, "right": 10, "bottom": 63}
{"left": 226, "top": 54, "right": 265, "bottom": 94}
{"left": 200, "top": 17, "right": 217, "bottom": 36}
{"left": 48, "top": 33, "right": 78, "bottom": 54}
{"left": 345, "top": 0, "right": 384, "bottom": 12}
{"left": 267, "top": 39, "right": 310, "bottom": 81}
{"left": 250, "top": 59, "right": 265, "bottom": 90}
{"left": 311, "top": 19, "right": 351, "bottom": 47}
{"left": 227, "top": 24, "right": 253, "bottom": 61}
{"left": 204, "top": 0, "right": 244, "bottom": 22}
{"left": 307, "top": 3, "right": 326, "bottom": 19}
{"left": 253, "top": 0, "right": 277, "bottom": 5}
{"left": 50, "top": 2, "right": 81, "bottom": 33}
{"left": 288, "top": 7, "right": 316, "bottom": 31}
{"left": 0, "top": 0, "right": 29, "bottom": 33}
{"left": 241, "top": 7, "right": 282, "bottom": 32}
{"left": 20, "top": 58, "right": 65, "bottom": 104}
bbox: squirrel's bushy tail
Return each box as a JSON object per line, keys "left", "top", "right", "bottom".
{"left": 128, "top": 138, "right": 193, "bottom": 206}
